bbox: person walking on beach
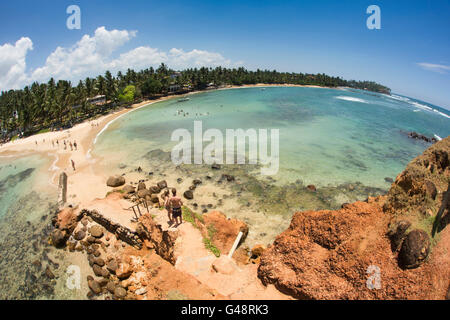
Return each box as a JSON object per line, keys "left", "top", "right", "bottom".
{"left": 169, "top": 188, "right": 183, "bottom": 226}
{"left": 69, "top": 142, "right": 73, "bottom": 151}
{"left": 73, "top": 141, "right": 77, "bottom": 150}
{"left": 71, "top": 159, "right": 76, "bottom": 171}
{"left": 64, "top": 140, "right": 67, "bottom": 150}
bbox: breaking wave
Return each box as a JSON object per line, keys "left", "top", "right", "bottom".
{"left": 335, "top": 96, "right": 368, "bottom": 103}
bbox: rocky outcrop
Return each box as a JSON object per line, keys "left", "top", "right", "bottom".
{"left": 198, "top": 211, "right": 248, "bottom": 255}
{"left": 50, "top": 207, "right": 81, "bottom": 248}
{"left": 384, "top": 137, "right": 449, "bottom": 259}
{"left": 258, "top": 136, "right": 450, "bottom": 299}
{"left": 136, "top": 214, "right": 178, "bottom": 264}
{"left": 407, "top": 131, "right": 438, "bottom": 144}
{"left": 384, "top": 137, "right": 449, "bottom": 218}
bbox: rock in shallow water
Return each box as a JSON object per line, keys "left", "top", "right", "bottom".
{"left": 51, "top": 229, "right": 67, "bottom": 248}
{"left": 184, "top": 190, "right": 194, "bottom": 200}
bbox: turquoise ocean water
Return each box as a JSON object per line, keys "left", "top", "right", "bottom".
{"left": 0, "top": 86, "right": 449, "bottom": 298}
{"left": 0, "top": 154, "right": 59, "bottom": 299}
{"left": 93, "top": 87, "right": 450, "bottom": 189}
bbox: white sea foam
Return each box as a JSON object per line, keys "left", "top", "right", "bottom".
{"left": 433, "top": 109, "right": 450, "bottom": 119}
{"left": 335, "top": 96, "right": 368, "bottom": 103}
{"left": 410, "top": 101, "right": 433, "bottom": 112}
{"left": 48, "top": 153, "right": 59, "bottom": 172}
{"left": 48, "top": 153, "right": 60, "bottom": 188}
{"left": 388, "top": 94, "right": 450, "bottom": 119}
{"left": 389, "top": 94, "right": 411, "bottom": 103}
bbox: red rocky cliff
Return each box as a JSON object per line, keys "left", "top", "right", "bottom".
{"left": 258, "top": 137, "right": 450, "bottom": 299}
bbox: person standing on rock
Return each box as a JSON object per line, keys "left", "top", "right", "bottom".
{"left": 163, "top": 190, "right": 173, "bottom": 225}
{"left": 170, "top": 188, "right": 183, "bottom": 226}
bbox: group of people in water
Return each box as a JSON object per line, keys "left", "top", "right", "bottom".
{"left": 162, "top": 188, "right": 183, "bottom": 226}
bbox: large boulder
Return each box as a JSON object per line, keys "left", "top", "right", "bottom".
{"left": 150, "top": 194, "right": 160, "bottom": 204}
{"left": 137, "top": 189, "right": 151, "bottom": 199}
{"left": 74, "top": 230, "right": 86, "bottom": 241}
{"left": 106, "top": 259, "right": 118, "bottom": 274}
{"left": 88, "top": 279, "right": 102, "bottom": 294}
{"left": 92, "top": 264, "right": 105, "bottom": 277}
{"left": 114, "top": 286, "right": 127, "bottom": 299}
{"left": 183, "top": 190, "right": 194, "bottom": 200}
{"left": 116, "top": 263, "right": 133, "bottom": 279}
{"left": 107, "top": 176, "right": 126, "bottom": 187}
{"left": 51, "top": 229, "right": 67, "bottom": 248}
{"left": 122, "top": 185, "right": 136, "bottom": 194}
{"left": 149, "top": 185, "right": 161, "bottom": 194}
{"left": 387, "top": 220, "right": 411, "bottom": 252}
{"left": 54, "top": 207, "right": 79, "bottom": 235}
{"left": 399, "top": 229, "right": 430, "bottom": 269}
{"left": 137, "top": 182, "right": 147, "bottom": 191}
{"left": 157, "top": 180, "right": 168, "bottom": 189}
{"left": 89, "top": 225, "right": 104, "bottom": 238}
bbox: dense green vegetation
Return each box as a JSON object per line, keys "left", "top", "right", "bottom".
{"left": 0, "top": 63, "right": 390, "bottom": 141}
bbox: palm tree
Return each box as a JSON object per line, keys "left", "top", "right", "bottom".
{"left": 105, "top": 70, "right": 117, "bottom": 103}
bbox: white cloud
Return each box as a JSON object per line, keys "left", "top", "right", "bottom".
{"left": 0, "top": 37, "right": 33, "bottom": 90}
{"left": 108, "top": 46, "right": 168, "bottom": 71}
{"left": 168, "top": 48, "right": 236, "bottom": 68}
{"left": 0, "top": 27, "right": 241, "bottom": 91}
{"left": 31, "top": 26, "right": 138, "bottom": 84}
{"left": 417, "top": 62, "right": 450, "bottom": 74}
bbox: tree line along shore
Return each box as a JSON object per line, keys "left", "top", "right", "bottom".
{"left": 0, "top": 64, "right": 391, "bottom": 142}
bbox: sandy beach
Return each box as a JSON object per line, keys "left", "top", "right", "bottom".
{"left": 0, "top": 84, "right": 332, "bottom": 206}
{"left": 0, "top": 96, "right": 177, "bottom": 203}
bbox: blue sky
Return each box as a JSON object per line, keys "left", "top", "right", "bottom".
{"left": 1, "top": 0, "right": 450, "bottom": 109}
